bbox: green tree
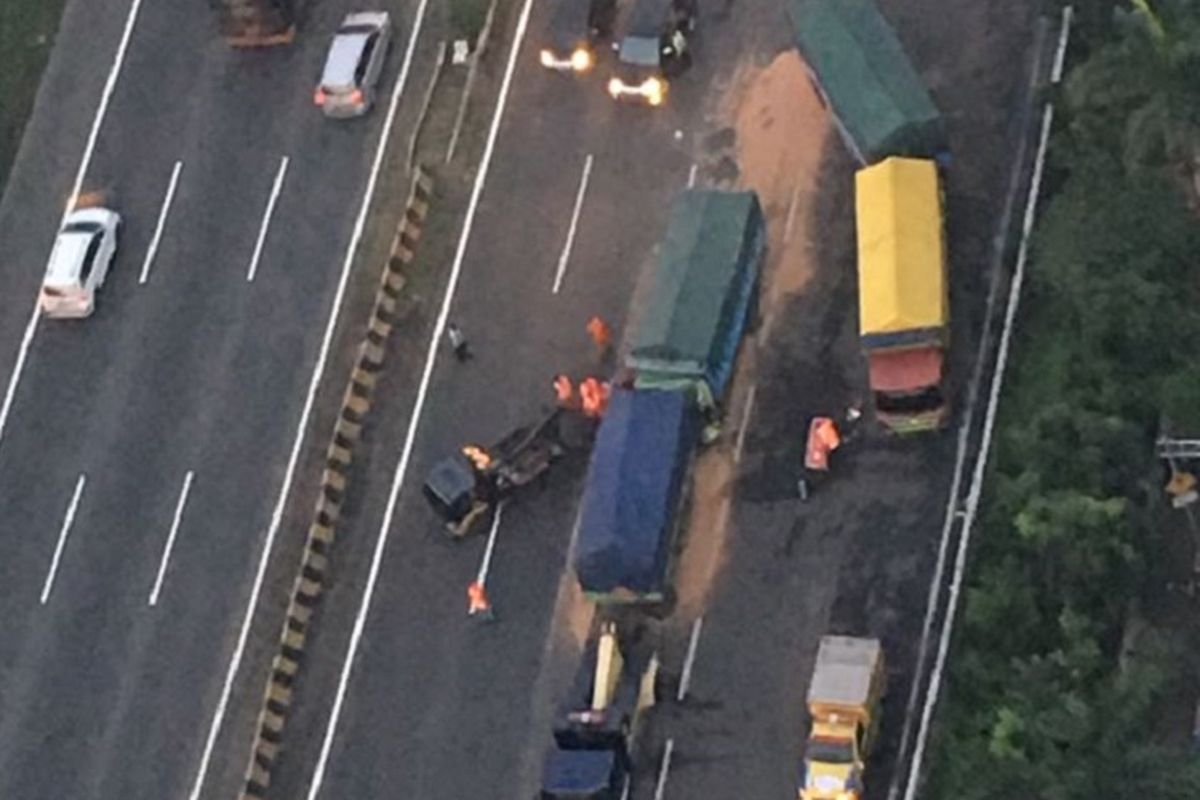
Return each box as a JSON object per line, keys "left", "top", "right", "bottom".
{"left": 1065, "top": 0, "right": 1200, "bottom": 199}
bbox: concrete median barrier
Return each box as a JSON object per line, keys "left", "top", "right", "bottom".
{"left": 237, "top": 166, "right": 434, "bottom": 800}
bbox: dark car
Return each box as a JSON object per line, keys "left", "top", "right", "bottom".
{"left": 540, "top": 0, "right": 618, "bottom": 73}
{"left": 606, "top": 0, "right": 695, "bottom": 106}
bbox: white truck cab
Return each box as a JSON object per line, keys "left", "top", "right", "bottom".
{"left": 40, "top": 205, "right": 121, "bottom": 319}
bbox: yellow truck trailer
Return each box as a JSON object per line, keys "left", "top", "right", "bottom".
{"left": 855, "top": 157, "right": 948, "bottom": 433}
{"left": 799, "top": 636, "right": 886, "bottom": 800}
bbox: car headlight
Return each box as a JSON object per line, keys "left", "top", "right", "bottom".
{"left": 642, "top": 77, "right": 665, "bottom": 105}
{"left": 570, "top": 47, "right": 592, "bottom": 71}
{"left": 607, "top": 77, "right": 622, "bottom": 97}
{"left": 540, "top": 48, "right": 555, "bottom": 67}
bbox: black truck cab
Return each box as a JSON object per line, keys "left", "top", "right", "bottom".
{"left": 423, "top": 409, "right": 565, "bottom": 538}
{"left": 538, "top": 623, "right": 659, "bottom": 800}
{"left": 606, "top": 0, "right": 696, "bottom": 106}
{"left": 540, "top": 0, "right": 618, "bottom": 73}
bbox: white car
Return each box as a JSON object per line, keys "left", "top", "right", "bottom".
{"left": 40, "top": 205, "right": 121, "bottom": 319}
{"left": 313, "top": 12, "right": 392, "bottom": 118}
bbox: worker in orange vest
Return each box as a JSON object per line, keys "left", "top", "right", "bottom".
{"left": 554, "top": 374, "right": 577, "bottom": 409}
{"left": 587, "top": 316, "right": 612, "bottom": 358}
{"left": 467, "top": 580, "right": 494, "bottom": 621}
{"left": 804, "top": 416, "right": 840, "bottom": 472}
{"left": 579, "top": 378, "right": 611, "bottom": 418}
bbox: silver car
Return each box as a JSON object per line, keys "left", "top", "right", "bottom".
{"left": 314, "top": 12, "right": 392, "bottom": 118}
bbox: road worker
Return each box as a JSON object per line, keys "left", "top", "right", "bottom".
{"left": 579, "top": 378, "right": 611, "bottom": 418}
{"left": 446, "top": 322, "right": 472, "bottom": 362}
{"left": 586, "top": 315, "right": 612, "bottom": 357}
{"left": 467, "top": 580, "right": 494, "bottom": 621}
{"left": 462, "top": 444, "right": 492, "bottom": 470}
{"left": 803, "top": 416, "right": 840, "bottom": 472}
{"left": 554, "top": 374, "right": 577, "bottom": 409}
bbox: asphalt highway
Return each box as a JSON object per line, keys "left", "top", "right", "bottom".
{"left": 266, "top": 1, "right": 1048, "bottom": 799}
{"left": 262, "top": 1, "right": 777, "bottom": 799}
{"left": 0, "top": 0, "right": 435, "bottom": 797}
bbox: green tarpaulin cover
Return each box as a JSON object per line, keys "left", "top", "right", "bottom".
{"left": 627, "top": 189, "right": 764, "bottom": 409}
{"left": 789, "top": 0, "right": 943, "bottom": 164}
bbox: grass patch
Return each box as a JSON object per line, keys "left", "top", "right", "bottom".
{"left": 0, "top": 0, "right": 68, "bottom": 188}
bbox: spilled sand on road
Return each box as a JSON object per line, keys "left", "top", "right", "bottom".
{"left": 672, "top": 50, "right": 832, "bottom": 619}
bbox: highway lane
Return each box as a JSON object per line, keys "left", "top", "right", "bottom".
{"left": 0, "top": 0, "right": 435, "bottom": 797}
{"left": 257, "top": 0, "right": 731, "bottom": 797}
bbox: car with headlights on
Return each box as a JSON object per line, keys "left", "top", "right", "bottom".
{"left": 539, "top": 0, "right": 617, "bottom": 74}
{"left": 606, "top": 0, "right": 695, "bottom": 107}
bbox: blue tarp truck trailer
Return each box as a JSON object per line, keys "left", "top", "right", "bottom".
{"left": 626, "top": 188, "right": 765, "bottom": 439}
{"left": 574, "top": 388, "right": 699, "bottom": 606}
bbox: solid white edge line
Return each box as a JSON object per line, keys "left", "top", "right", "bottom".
{"left": 686, "top": 162, "right": 698, "bottom": 188}
{"left": 139, "top": 160, "right": 184, "bottom": 285}
{"left": 475, "top": 501, "right": 504, "bottom": 585}
{"left": 900, "top": 75, "right": 1064, "bottom": 800}
{"left": 148, "top": 470, "right": 195, "bottom": 607}
{"left": 1051, "top": 5, "right": 1073, "bottom": 84}
{"left": 884, "top": 17, "right": 1055, "bottom": 799}
{"left": 246, "top": 155, "right": 290, "bottom": 283}
{"left": 40, "top": 474, "right": 87, "bottom": 605}
{"left": 304, "top": 0, "right": 536, "bottom": 795}
{"left": 0, "top": 0, "right": 147, "bottom": 453}
{"left": 733, "top": 383, "right": 756, "bottom": 465}
{"left": 653, "top": 738, "right": 675, "bottom": 800}
{"left": 901, "top": 102, "right": 1057, "bottom": 800}
{"left": 185, "top": 0, "right": 432, "bottom": 793}
{"left": 676, "top": 616, "right": 704, "bottom": 701}
{"left": 551, "top": 153, "right": 594, "bottom": 294}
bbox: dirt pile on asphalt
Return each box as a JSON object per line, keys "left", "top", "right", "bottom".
{"left": 731, "top": 49, "right": 830, "bottom": 317}
{"left": 671, "top": 50, "right": 837, "bottom": 616}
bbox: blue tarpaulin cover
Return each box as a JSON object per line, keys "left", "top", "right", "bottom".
{"left": 574, "top": 388, "right": 697, "bottom": 599}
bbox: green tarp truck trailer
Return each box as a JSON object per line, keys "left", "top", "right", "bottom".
{"left": 787, "top": 0, "right": 944, "bottom": 164}
{"left": 626, "top": 188, "right": 765, "bottom": 426}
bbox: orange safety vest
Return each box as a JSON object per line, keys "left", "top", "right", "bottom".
{"left": 804, "top": 417, "right": 840, "bottom": 471}
{"left": 587, "top": 316, "right": 612, "bottom": 349}
{"left": 467, "top": 581, "right": 491, "bottom": 615}
{"left": 580, "top": 378, "right": 610, "bottom": 418}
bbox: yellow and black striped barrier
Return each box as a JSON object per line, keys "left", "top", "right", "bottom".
{"left": 239, "top": 166, "right": 434, "bottom": 799}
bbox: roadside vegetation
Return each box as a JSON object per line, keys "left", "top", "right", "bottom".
{"left": 927, "top": 1, "right": 1200, "bottom": 798}
{"left": 0, "top": 0, "right": 68, "bottom": 189}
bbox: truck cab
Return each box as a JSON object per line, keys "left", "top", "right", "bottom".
{"left": 539, "top": 623, "right": 659, "bottom": 800}
{"left": 422, "top": 409, "right": 566, "bottom": 537}
{"left": 802, "top": 718, "right": 868, "bottom": 800}
{"left": 799, "top": 636, "right": 886, "bottom": 800}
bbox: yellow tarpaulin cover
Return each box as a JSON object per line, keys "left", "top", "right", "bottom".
{"left": 855, "top": 157, "right": 946, "bottom": 336}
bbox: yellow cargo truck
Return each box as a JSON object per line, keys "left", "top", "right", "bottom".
{"left": 855, "top": 157, "right": 948, "bottom": 433}
{"left": 799, "top": 636, "right": 886, "bottom": 800}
